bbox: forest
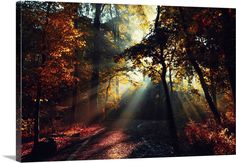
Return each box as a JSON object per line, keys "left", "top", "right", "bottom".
{"left": 16, "top": 1, "right": 235, "bottom": 161}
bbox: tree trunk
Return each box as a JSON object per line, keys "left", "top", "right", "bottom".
{"left": 179, "top": 8, "right": 221, "bottom": 123}
{"left": 210, "top": 85, "right": 217, "bottom": 108}
{"left": 104, "top": 77, "right": 112, "bottom": 118}
{"left": 210, "top": 70, "right": 217, "bottom": 107}
{"left": 153, "top": 6, "right": 179, "bottom": 154}
{"left": 191, "top": 60, "right": 221, "bottom": 123}
{"left": 110, "top": 5, "right": 120, "bottom": 104}
{"left": 71, "top": 60, "right": 79, "bottom": 123}
{"left": 154, "top": 6, "right": 161, "bottom": 31}
{"left": 90, "top": 4, "right": 102, "bottom": 116}
{"left": 221, "top": 9, "right": 235, "bottom": 103}
{"left": 115, "top": 77, "right": 119, "bottom": 101}
{"left": 105, "top": 80, "right": 111, "bottom": 105}
{"left": 33, "top": 2, "right": 51, "bottom": 147}
{"left": 33, "top": 80, "right": 41, "bottom": 145}
{"left": 169, "top": 67, "right": 173, "bottom": 93}
{"left": 160, "top": 46, "right": 179, "bottom": 155}
{"left": 71, "top": 7, "right": 80, "bottom": 124}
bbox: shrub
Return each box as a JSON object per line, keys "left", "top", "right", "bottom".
{"left": 185, "top": 109, "right": 236, "bottom": 155}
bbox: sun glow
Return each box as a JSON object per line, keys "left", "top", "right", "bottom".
{"left": 129, "top": 6, "right": 157, "bottom": 43}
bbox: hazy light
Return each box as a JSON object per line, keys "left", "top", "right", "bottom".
{"left": 129, "top": 6, "right": 157, "bottom": 43}
{"left": 127, "top": 70, "right": 144, "bottom": 82}
{"left": 112, "top": 76, "right": 151, "bottom": 128}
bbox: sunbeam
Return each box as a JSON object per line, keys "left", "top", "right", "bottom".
{"left": 18, "top": 2, "right": 235, "bottom": 161}
{"left": 111, "top": 77, "right": 151, "bottom": 129}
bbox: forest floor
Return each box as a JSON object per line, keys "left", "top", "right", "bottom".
{"left": 48, "top": 119, "right": 175, "bottom": 161}
{"left": 22, "top": 119, "right": 195, "bottom": 161}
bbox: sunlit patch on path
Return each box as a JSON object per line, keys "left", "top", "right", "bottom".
{"left": 67, "top": 130, "right": 143, "bottom": 160}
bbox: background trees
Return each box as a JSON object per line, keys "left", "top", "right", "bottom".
{"left": 17, "top": 2, "right": 235, "bottom": 159}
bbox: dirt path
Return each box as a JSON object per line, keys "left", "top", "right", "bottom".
{"left": 49, "top": 120, "right": 175, "bottom": 161}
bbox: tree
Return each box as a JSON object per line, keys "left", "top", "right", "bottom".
{"left": 154, "top": 6, "right": 224, "bottom": 123}
{"left": 33, "top": 2, "right": 52, "bottom": 146}
{"left": 178, "top": 8, "right": 221, "bottom": 123}
{"left": 89, "top": 4, "right": 103, "bottom": 118}
{"left": 18, "top": 1, "right": 88, "bottom": 145}
{"left": 221, "top": 9, "right": 235, "bottom": 103}
{"left": 122, "top": 6, "right": 180, "bottom": 154}
{"left": 71, "top": 4, "right": 81, "bottom": 124}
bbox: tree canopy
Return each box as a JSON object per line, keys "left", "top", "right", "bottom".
{"left": 16, "top": 2, "right": 235, "bottom": 161}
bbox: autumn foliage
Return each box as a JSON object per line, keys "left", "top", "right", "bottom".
{"left": 16, "top": 1, "right": 235, "bottom": 161}
{"left": 185, "top": 108, "right": 236, "bottom": 155}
